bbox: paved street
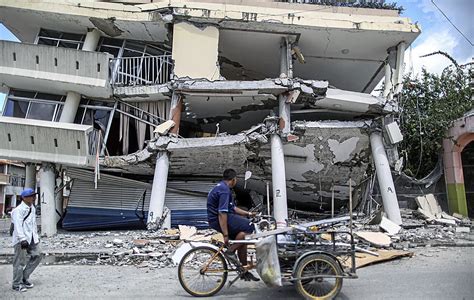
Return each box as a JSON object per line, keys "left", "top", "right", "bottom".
{"left": 1, "top": 247, "right": 472, "bottom": 299}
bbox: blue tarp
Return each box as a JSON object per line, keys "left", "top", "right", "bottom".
{"left": 62, "top": 207, "right": 209, "bottom": 230}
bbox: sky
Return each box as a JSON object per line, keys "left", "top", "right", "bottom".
{"left": 397, "top": 0, "right": 473, "bottom": 75}
{"left": 0, "top": 0, "right": 472, "bottom": 111}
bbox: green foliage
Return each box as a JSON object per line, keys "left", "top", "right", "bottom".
{"left": 399, "top": 53, "right": 473, "bottom": 178}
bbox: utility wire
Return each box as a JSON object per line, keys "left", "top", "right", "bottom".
{"left": 431, "top": 0, "right": 473, "bottom": 46}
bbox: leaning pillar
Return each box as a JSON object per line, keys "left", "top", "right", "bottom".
{"left": 40, "top": 163, "right": 56, "bottom": 236}
{"left": 147, "top": 94, "right": 182, "bottom": 230}
{"left": 271, "top": 133, "right": 289, "bottom": 228}
{"left": 370, "top": 131, "right": 402, "bottom": 225}
{"left": 147, "top": 152, "right": 170, "bottom": 230}
{"left": 272, "top": 37, "right": 292, "bottom": 228}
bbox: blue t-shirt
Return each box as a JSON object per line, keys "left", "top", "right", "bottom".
{"left": 207, "top": 181, "right": 235, "bottom": 223}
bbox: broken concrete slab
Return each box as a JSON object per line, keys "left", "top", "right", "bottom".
{"left": 171, "top": 241, "right": 211, "bottom": 265}
{"left": 455, "top": 227, "right": 470, "bottom": 233}
{"left": 440, "top": 212, "right": 460, "bottom": 221}
{"left": 434, "top": 218, "right": 456, "bottom": 226}
{"left": 154, "top": 120, "right": 176, "bottom": 135}
{"left": 380, "top": 216, "right": 401, "bottom": 235}
{"left": 174, "top": 78, "right": 328, "bottom": 99}
{"left": 416, "top": 194, "right": 442, "bottom": 218}
{"left": 416, "top": 208, "right": 436, "bottom": 221}
{"left": 187, "top": 234, "right": 211, "bottom": 242}
{"left": 178, "top": 225, "right": 197, "bottom": 240}
{"left": 133, "top": 239, "right": 150, "bottom": 247}
{"left": 355, "top": 232, "right": 392, "bottom": 248}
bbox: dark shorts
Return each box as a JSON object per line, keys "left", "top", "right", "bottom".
{"left": 209, "top": 214, "right": 254, "bottom": 239}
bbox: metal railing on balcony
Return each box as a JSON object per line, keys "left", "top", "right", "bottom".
{"left": 110, "top": 55, "right": 173, "bottom": 87}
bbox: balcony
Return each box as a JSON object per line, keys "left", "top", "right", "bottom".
{"left": 0, "top": 116, "right": 99, "bottom": 167}
{"left": 0, "top": 41, "right": 113, "bottom": 98}
{"left": 110, "top": 55, "right": 173, "bottom": 101}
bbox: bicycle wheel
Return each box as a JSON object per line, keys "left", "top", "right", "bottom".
{"left": 294, "top": 254, "right": 343, "bottom": 300}
{"left": 178, "top": 246, "right": 228, "bottom": 297}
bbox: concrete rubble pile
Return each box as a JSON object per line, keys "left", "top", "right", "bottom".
{"left": 40, "top": 226, "right": 219, "bottom": 269}
{"left": 309, "top": 194, "right": 472, "bottom": 259}
{"left": 2, "top": 191, "right": 470, "bottom": 270}
{"left": 280, "top": 193, "right": 472, "bottom": 268}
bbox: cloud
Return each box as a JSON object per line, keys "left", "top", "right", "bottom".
{"left": 405, "top": 29, "right": 460, "bottom": 76}
{"left": 399, "top": 0, "right": 473, "bottom": 77}
{"left": 416, "top": 0, "right": 473, "bottom": 58}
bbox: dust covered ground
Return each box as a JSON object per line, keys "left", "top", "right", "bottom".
{"left": 1, "top": 247, "right": 473, "bottom": 300}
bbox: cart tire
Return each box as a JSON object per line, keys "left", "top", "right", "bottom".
{"left": 178, "top": 246, "right": 228, "bottom": 297}
{"left": 294, "top": 254, "right": 343, "bottom": 300}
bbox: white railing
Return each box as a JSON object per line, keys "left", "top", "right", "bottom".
{"left": 110, "top": 55, "right": 173, "bottom": 86}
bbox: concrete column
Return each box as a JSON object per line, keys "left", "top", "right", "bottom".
{"left": 278, "top": 94, "right": 291, "bottom": 135}
{"left": 383, "top": 47, "right": 397, "bottom": 99}
{"left": 147, "top": 152, "right": 169, "bottom": 230}
{"left": 169, "top": 94, "right": 183, "bottom": 135}
{"left": 59, "top": 29, "right": 100, "bottom": 123}
{"left": 271, "top": 134, "right": 288, "bottom": 228}
{"left": 25, "top": 164, "right": 36, "bottom": 190}
{"left": 370, "top": 132, "right": 402, "bottom": 225}
{"left": 82, "top": 28, "right": 101, "bottom": 52}
{"left": 59, "top": 91, "right": 81, "bottom": 123}
{"left": 394, "top": 42, "right": 406, "bottom": 94}
{"left": 271, "top": 36, "right": 292, "bottom": 228}
{"left": 40, "top": 163, "right": 56, "bottom": 236}
{"left": 146, "top": 93, "right": 183, "bottom": 229}
{"left": 279, "top": 37, "right": 293, "bottom": 78}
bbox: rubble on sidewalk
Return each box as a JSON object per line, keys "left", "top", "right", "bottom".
{"left": 414, "top": 194, "right": 468, "bottom": 226}
{"left": 1, "top": 195, "right": 471, "bottom": 271}
{"left": 4, "top": 227, "right": 207, "bottom": 269}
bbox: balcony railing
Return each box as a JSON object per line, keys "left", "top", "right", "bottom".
{"left": 110, "top": 55, "right": 173, "bottom": 87}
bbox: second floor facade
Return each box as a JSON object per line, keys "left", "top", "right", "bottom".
{"left": 0, "top": 0, "right": 420, "bottom": 97}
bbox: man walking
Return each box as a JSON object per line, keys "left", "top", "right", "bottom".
{"left": 11, "top": 188, "right": 42, "bottom": 292}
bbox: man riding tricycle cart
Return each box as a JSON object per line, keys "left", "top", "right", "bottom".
{"left": 177, "top": 169, "right": 373, "bottom": 299}
{"left": 177, "top": 214, "right": 364, "bottom": 299}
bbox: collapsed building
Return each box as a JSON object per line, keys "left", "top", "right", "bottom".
{"left": 0, "top": 0, "right": 420, "bottom": 235}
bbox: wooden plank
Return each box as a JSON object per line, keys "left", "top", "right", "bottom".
{"left": 341, "top": 249, "right": 413, "bottom": 269}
